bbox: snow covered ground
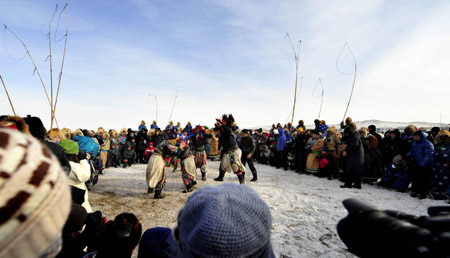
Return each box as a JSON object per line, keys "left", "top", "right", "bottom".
{"left": 89, "top": 161, "right": 446, "bottom": 258}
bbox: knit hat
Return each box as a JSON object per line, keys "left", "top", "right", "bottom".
{"left": 59, "top": 139, "right": 79, "bottom": 154}
{"left": 63, "top": 203, "right": 88, "bottom": 234}
{"left": 175, "top": 183, "right": 274, "bottom": 258}
{"left": 0, "top": 128, "right": 71, "bottom": 258}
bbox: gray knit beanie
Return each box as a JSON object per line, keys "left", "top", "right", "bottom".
{"left": 175, "top": 183, "right": 274, "bottom": 258}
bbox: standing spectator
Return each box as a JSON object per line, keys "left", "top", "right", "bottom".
{"left": 136, "top": 128, "right": 150, "bottom": 164}
{"left": 430, "top": 130, "right": 450, "bottom": 199}
{"left": 240, "top": 129, "right": 258, "bottom": 181}
{"left": 408, "top": 130, "right": 435, "bottom": 199}
{"left": 383, "top": 129, "right": 401, "bottom": 168}
{"left": 340, "top": 127, "right": 365, "bottom": 189}
{"left": 100, "top": 132, "right": 110, "bottom": 170}
{"left": 400, "top": 125, "right": 417, "bottom": 157}
{"left": 150, "top": 120, "right": 158, "bottom": 129}
{"left": 139, "top": 120, "right": 147, "bottom": 131}
{"left": 151, "top": 128, "right": 163, "bottom": 147}
{"left": 255, "top": 129, "right": 267, "bottom": 162}
{"left": 296, "top": 120, "right": 306, "bottom": 132}
{"left": 277, "top": 125, "right": 288, "bottom": 170}
{"left": 305, "top": 130, "right": 324, "bottom": 174}
{"left": 185, "top": 121, "right": 193, "bottom": 135}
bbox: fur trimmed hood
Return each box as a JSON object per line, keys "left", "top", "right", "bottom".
{"left": 436, "top": 130, "right": 450, "bottom": 144}
{"left": 2, "top": 116, "right": 31, "bottom": 135}
{"left": 48, "top": 128, "right": 66, "bottom": 140}
{"left": 61, "top": 128, "right": 72, "bottom": 139}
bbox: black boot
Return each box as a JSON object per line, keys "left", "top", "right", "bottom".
{"left": 237, "top": 174, "right": 245, "bottom": 184}
{"left": 250, "top": 171, "right": 257, "bottom": 182}
{"left": 154, "top": 189, "right": 165, "bottom": 199}
{"left": 214, "top": 171, "right": 225, "bottom": 181}
{"left": 201, "top": 172, "right": 206, "bottom": 181}
{"left": 182, "top": 184, "right": 193, "bottom": 193}
{"left": 147, "top": 187, "right": 154, "bottom": 194}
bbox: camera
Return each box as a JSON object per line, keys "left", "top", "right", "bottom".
{"left": 337, "top": 198, "right": 450, "bottom": 257}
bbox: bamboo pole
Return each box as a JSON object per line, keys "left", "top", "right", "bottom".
{"left": 285, "top": 33, "right": 301, "bottom": 126}
{"left": 48, "top": 5, "right": 58, "bottom": 129}
{"left": 3, "top": 25, "right": 59, "bottom": 128}
{"left": 53, "top": 4, "right": 69, "bottom": 129}
{"left": 0, "top": 75, "right": 16, "bottom": 116}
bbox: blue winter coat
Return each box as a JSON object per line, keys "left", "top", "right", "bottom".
{"left": 277, "top": 128, "right": 287, "bottom": 152}
{"left": 73, "top": 135, "right": 99, "bottom": 158}
{"left": 150, "top": 124, "right": 158, "bottom": 129}
{"left": 138, "top": 125, "right": 148, "bottom": 131}
{"left": 408, "top": 131, "right": 435, "bottom": 167}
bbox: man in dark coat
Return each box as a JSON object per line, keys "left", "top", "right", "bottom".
{"left": 136, "top": 128, "right": 149, "bottom": 164}
{"left": 240, "top": 129, "right": 258, "bottom": 181}
{"left": 151, "top": 128, "right": 163, "bottom": 147}
{"left": 340, "top": 127, "right": 365, "bottom": 189}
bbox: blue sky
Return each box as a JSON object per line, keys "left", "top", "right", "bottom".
{"left": 1, "top": 0, "right": 449, "bottom": 130}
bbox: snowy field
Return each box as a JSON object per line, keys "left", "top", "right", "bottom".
{"left": 89, "top": 161, "right": 445, "bottom": 258}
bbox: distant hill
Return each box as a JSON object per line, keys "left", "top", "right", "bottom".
{"left": 250, "top": 119, "right": 449, "bottom": 131}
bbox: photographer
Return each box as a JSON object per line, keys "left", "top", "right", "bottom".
{"left": 337, "top": 198, "right": 450, "bottom": 257}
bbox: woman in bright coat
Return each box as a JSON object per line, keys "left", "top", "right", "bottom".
{"left": 59, "top": 139, "right": 92, "bottom": 212}
{"left": 101, "top": 132, "right": 110, "bottom": 169}
{"left": 305, "top": 130, "right": 324, "bottom": 173}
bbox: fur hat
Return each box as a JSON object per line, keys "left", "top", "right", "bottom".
{"left": 48, "top": 128, "right": 66, "bottom": 141}
{"left": 436, "top": 130, "right": 450, "bottom": 144}
{"left": 141, "top": 120, "right": 146, "bottom": 126}
{"left": 120, "top": 128, "right": 127, "bottom": 135}
{"left": 169, "top": 121, "right": 173, "bottom": 125}
{"left": 61, "top": 128, "right": 72, "bottom": 139}
{"left": 152, "top": 120, "right": 157, "bottom": 124}
{"left": 404, "top": 125, "right": 417, "bottom": 136}
{"left": 0, "top": 129, "right": 71, "bottom": 258}
{"left": 113, "top": 131, "right": 119, "bottom": 138}
{"left": 103, "top": 132, "right": 110, "bottom": 139}
{"left": 149, "top": 129, "right": 155, "bottom": 136}
{"left": 326, "top": 126, "right": 336, "bottom": 135}
{"left": 73, "top": 129, "right": 84, "bottom": 138}
{"left": 23, "top": 115, "right": 47, "bottom": 139}
{"left": 175, "top": 183, "right": 273, "bottom": 258}
{"left": 2, "top": 116, "right": 31, "bottom": 136}
{"left": 358, "top": 127, "right": 368, "bottom": 137}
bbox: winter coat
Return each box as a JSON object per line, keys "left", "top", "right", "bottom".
{"left": 305, "top": 137, "right": 324, "bottom": 172}
{"left": 383, "top": 129, "right": 401, "bottom": 164}
{"left": 344, "top": 127, "right": 365, "bottom": 175}
{"left": 123, "top": 143, "right": 137, "bottom": 160}
{"left": 73, "top": 135, "right": 99, "bottom": 158}
{"left": 118, "top": 134, "right": 127, "bottom": 145}
{"left": 218, "top": 126, "right": 237, "bottom": 153}
{"left": 139, "top": 125, "right": 148, "bottom": 131}
{"left": 151, "top": 134, "right": 163, "bottom": 147}
{"left": 408, "top": 131, "right": 434, "bottom": 167}
{"left": 277, "top": 128, "right": 287, "bottom": 152}
{"left": 240, "top": 135, "right": 256, "bottom": 155}
{"left": 190, "top": 133, "right": 212, "bottom": 151}
{"left": 255, "top": 134, "right": 267, "bottom": 151}
{"left": 110, "top": 138, "right": 120, "bottom": 155}
{"left": 378, "top": 164, "right": 411, "bottom": 192}
{"left": 209, "top": 134, "right": 220, "bottom": 156}
{"left": 68, "top": 160, "right": 92, "bottom": 212}
{"left": 136, "top": 131, "right": 150, "bottom": 151}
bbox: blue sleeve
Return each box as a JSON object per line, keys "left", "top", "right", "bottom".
{"left": 420, "top": 143, "right": 434, "bottom": 167}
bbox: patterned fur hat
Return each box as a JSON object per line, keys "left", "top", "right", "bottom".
{"left": 1, "top": 116, "right": 31, "bottom": 136}
{"left": 0, "top": 129, "right": 71, "bottom": 258}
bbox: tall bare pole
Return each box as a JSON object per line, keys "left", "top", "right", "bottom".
{"left": 3, "top": 25, "right": 59, "bottom": 128}
{"left": 0, "top": 75, "right": 16, "bottom": 116}
{"left": 53, "top": 4, "right": 69, "bottom": 129}
{"left": 285, "top": 33, "right": 301, "bottom": 125}
{"left": 168, "top": 90, "right": 179, "bottom": 124}
{"left": 48, "top": 5, "right": 58, "bottom": 129}
{"left": 336, "top": 42, "right": 357, "bottom": 123}
{"left": 313, "top": 78, "right": 324, "bottom": 119}
{"left": 148, "top": 94, "right": 158, "bottom": 123}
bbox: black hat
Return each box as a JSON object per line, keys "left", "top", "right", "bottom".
{"left": 242, "top": 129, "right": 249, "bottom": 134}
{"left": 63, "top": 203, "right": 88, "bottom": 233}
{"left": 23, "top": 115, "right": 47, "bottom": 139}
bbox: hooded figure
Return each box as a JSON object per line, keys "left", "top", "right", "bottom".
{"left": 431, "top": 130, "right": 450, "bottom": 197}
{"left": 408, "top": 130, "right": 434, "bottom": 199}
{"left": 340, "top": 127, "right": 365, "bottom": 189}
{"left": 276, "top": 127, "right": 288, "bottom": 170}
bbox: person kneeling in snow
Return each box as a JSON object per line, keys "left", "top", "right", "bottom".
{"left": 122, "top": 142, "right": 137, "bottom": 168}
{"left": 377, "top": 155, "right": 411, "bottom": 192}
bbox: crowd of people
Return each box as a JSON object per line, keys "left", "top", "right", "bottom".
{"left": 1, "top": 113, "right": 449, "bottom": 257}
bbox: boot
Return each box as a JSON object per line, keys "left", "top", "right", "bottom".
{"left": 250, "top": 171, "right": 257, "bottom": 182}
{"left": 214, "top": 171, "right": 225, "bottom": 181}
{"left": 147, "top": 187, "right": 154, "bottom": 194}
{"left": 182, "top": 184, "right": 193, "bottom": 193}
{"left": 154, "top": 189, "right": 165, "bottom": 199}
{"left": 201, "top": 172, "right": 207, "bottom": 181}
{"left": 237, "top": 174, "right": 245, "bottom": 184}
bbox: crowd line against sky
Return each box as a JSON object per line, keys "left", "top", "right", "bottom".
{"left": 0, "top": 0, "right": 449, "bottom": 130}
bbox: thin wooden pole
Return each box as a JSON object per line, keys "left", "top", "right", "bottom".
{"left": 3, "top": 25, "right": 59, "bottom": 128}
{"left": 0, "top": 75, "right": 16, "bottom": 116}
{"left": 48, "top": 5, "right": 58, "bottom": 129}
{"left": 53, "top": 4, "right": 69, "bottom": 129}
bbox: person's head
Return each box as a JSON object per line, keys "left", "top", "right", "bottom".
{"left": 413, "top": 131, "right": 423, "bottom": 141}
{"left": 276, "top": 123, "right": 282, "bottom": 129}
{"left": 169, "top": 121, "right": 174, "bottom": 126}
{"left": 345, "top": 117, "right": 353, "bottom": 125}
{"left": 141, "top": 120, "right": 146, "bottom": 126}
{"left": 97, "top": 213, "right": 142, "bottom": 258}
{"left": 23, "top": 115, "right": 47, "bottom": 139}
{"left": 314, "top": 119, "right": 320, "bottom": 125}
{"left": 299, "top": 120, "right": 304, "bottom": 126}
{"left": 213, "top": 127, "right": 221, "bottom": 136}
{"left": 436, "top": 130, "right": 450, "bottom": 144}
{"left": 358, "top": 128, "right": 368, "bottom": 138}
{"left": 182, "top": 130, "right": 188, "bottom": 136}
{"left": 258, "top": 129, "right": 263, "bottom": 135}
{"left": 174, "top": 183, "right": 274, "bottom": 258}
{"left": 311, "top": 130, "right": 320, "bottom": 139}
{"left": 242, "top": 129, "right": 249, "bottom": 138}
{"left": 152, "top": 120, "right": 157, "bottom": 125}
{"left": 431, "top": 127, "right": 440, "bottom": 137}
{"left": 121, "top": 128, "right": 127, "bottom": 136}
{"left": 188, "top": 121, "right": 191, "bottom": 125}
{"left": 0, "top": 128, "right": 71, "bottom": 258}
{"left": 321, "top": 120, "right": 326, "bottom": 125}
{"left": 177, "top": 122, "right": 181, "bottom": 126}
{"left": 59, "top": 139, "right": 80, "bottom": 162}
{"left": 404, "top": 125, "right": 417, "bottom": 137}
{"left": 368, "top": 125, "right": 377, "bottom": 134}
{"left": 48, "top": 128, "right": 66, "bottom": 143}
